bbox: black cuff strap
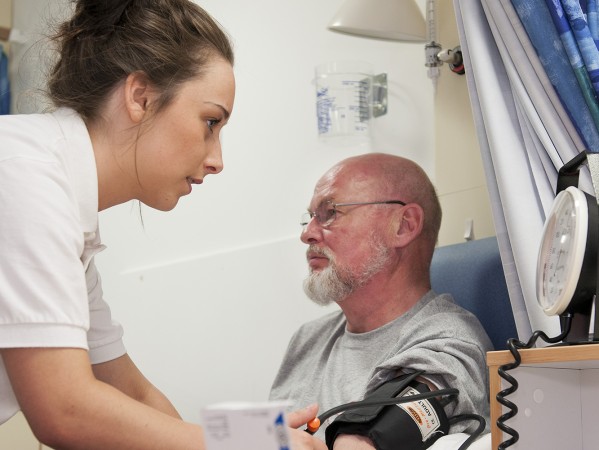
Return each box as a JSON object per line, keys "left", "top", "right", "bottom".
{"left": 325, "top": 372, "right": 450, "bottom": 450}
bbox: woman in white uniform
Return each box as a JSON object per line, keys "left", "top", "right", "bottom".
{"left": 0, "top": 1, "right": 325, "bottom": 449}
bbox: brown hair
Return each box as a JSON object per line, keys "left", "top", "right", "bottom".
{"left": 48, "top": 0, "right": 234, "bottom": 122}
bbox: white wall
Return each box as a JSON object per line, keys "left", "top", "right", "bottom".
{"left": 8, "top": 0, "right": 435, "bottom": 423}
{"left": 434, "top": 0, "right": 494, "bottom": 245}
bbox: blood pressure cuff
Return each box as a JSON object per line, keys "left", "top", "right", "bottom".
{"left": 325, "top": 373, "right": 450, "bottom": 450}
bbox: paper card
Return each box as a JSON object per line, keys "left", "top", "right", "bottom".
{"left": 202, "top": 401, "right": 291, "bottom": 450}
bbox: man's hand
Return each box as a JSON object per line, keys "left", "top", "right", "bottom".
{"left": 286, "top": 404, "right": 327, "bottom": 450}
{"left": 333, "top": 434, "right": 376, "bottom": 449}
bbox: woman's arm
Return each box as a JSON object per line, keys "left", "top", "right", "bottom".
{"left": 2, "top": 347, "right": 204, "bottom": 449}
{"left": 2, "top": 347, "right": 328, "bottom": 450}
{"left": 92, "top": 353, "right": 181, "bottom": 418}
{"left": 287, "top": 405, "right": 328, "bottom": 450}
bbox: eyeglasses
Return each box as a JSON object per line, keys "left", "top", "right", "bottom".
{"left": 300, "top": 200, "right": 407, "bottom": 227}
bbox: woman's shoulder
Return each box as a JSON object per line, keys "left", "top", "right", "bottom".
{"left": 0, "top": 110, "right": 58, "bottom": 129}
{"left": 0, "top": 108, "right": 85, "bottom": 162}
{"left": 0, "top": 112, "right": 59, "bottom": 155}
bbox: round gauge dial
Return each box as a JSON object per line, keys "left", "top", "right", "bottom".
{"left": 536, "top": 186, "right": 589, "bottom": 316}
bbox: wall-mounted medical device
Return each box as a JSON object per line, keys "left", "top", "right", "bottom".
{"left": 536, "top": 151, "right": 599, "bottom": 343}
{"left": 497, "top": 151, "right": 599, "bottom": 449}
{"left": 314, "top": 61, "right": 387, "bottom": 144}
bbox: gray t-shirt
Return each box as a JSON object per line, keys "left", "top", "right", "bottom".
{"left": 269, "top": 291, "right": 493, "bottom": 438}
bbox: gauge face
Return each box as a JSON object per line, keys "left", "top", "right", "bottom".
{"left": 536, "top": 187, "right": 588, "bottom": 316}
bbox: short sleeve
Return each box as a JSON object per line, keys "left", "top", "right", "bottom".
{"left": 85, "top": 259, "right": 126, "bottom": 364}
{"left": 0, "top": 157, "right": 90, "bottom": 348}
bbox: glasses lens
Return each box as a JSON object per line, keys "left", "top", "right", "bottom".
{"left": 300, "top": 212, "right": 312, "bottom": 226}
{"left": 315, "top": 202, "right": 336, "bottom": 226}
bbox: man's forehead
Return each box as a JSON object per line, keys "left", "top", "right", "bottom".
{"left": 312, "top": 165, "right": 346, "bottom": 198}
{"left": 311, "top": 167, "right": 372, "bottom": 205}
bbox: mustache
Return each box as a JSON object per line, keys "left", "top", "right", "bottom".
{"left": 307, "top": 245, "right": 332, "bottom": 258}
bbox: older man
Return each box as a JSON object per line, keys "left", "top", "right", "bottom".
{"left": 270, "top": 153, "right": 492, "bottom": 449}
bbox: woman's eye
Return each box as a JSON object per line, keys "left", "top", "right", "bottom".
{"left": 206, "top": 118, "right": 221, "bottom": 132}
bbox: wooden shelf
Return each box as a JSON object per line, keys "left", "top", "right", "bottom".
{"left": 488, "top": 343, "right": 599, "bottom": 367}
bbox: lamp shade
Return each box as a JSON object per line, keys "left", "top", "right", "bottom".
{"left": 328, "top": 0, "right": 426, "bottom": 42}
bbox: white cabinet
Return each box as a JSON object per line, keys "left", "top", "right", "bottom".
{"left": 487, "top": 344, "right": 599, "bottom": 450}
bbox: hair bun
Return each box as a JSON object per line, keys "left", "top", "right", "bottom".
{"left": 73, "top": 0, "right": 135, "bottom": 30}
{"left": 49, "top": 0, "right": 234, "bottom": 121}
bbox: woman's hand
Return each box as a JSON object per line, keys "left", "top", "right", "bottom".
{"left": 286, "top": 404, "right": 328, "bottom": 450}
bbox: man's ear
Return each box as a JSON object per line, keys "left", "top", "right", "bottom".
{"left": 394, "top": 204, "right": 424, "bottom": 247}
{"left": 124, "top": 71, "right": 152, "bottom": 123}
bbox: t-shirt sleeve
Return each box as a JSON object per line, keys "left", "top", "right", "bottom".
{"left": 0, "top": 157, "right": 90, "bottom": 348}
{"left": 367, "top": 309, "right": 492, "bottom": 431}
{"left": 0, "top": 156, "right": 125, "bottom": 360}
{"left": 85, "top": 259, "right": 126, "bottom": 364}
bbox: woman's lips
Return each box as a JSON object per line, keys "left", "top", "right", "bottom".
{"left": 186, "top": 177, "right": 204, "bottom": 193}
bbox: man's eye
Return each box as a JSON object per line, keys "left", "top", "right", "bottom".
{"left": 317, "top": 206, "right": 335, "bottom": 223}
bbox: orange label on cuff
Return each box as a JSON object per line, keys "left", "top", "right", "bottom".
{"left": 396, "top": 387, "right": 442, "bottom": 441}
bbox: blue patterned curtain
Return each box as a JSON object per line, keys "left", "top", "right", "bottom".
{"left": 0, "top": 44, "right": 9, "bottom": 115}
{"left": 520, "top": 0, "right": 599, "bottom": 150}
{"left": 454, "top": 0, "right": 599, "bottom": 338}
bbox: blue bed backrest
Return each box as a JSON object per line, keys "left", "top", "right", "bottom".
{"left": 430, "top": 236, "right": 518, "bottom": 350}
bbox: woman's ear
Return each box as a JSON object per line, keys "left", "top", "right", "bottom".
{"left": 124, "top": 72, "right": 152, "bottom": 123}
{"left": 394, "top": 203, "right": 424, "bottom": 247}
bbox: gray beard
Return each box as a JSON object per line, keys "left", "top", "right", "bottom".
{"left": 303, "top": 237, "right": 390, "bottom": 306}
{"left": 303, "top": 263, "right": 354, "bottom": 306}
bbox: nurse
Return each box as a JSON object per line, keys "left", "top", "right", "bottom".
{"left": 0, "top": 1, "right": 324, "bottom": 449}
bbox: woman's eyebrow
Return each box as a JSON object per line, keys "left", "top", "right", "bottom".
{"left": 205, "top": 102, "right": 230, "bottom": 120}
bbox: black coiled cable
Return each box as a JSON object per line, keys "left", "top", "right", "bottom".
{"left": 449, "top": 414, "right": 487, "bottom": 450}
{"left": 496, "top": 313, "right": 573, "bottom": 449}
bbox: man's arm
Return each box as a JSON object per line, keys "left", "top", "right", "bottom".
{"left": 333, "top": 435, "right": 375, "bottom": 449}
{"left": 328, "top": 372, "right": 441, "bottom": 450}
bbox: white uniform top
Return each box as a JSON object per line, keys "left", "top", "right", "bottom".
{"left": 0, "top": 108, "right": 126, "bottom": 424}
